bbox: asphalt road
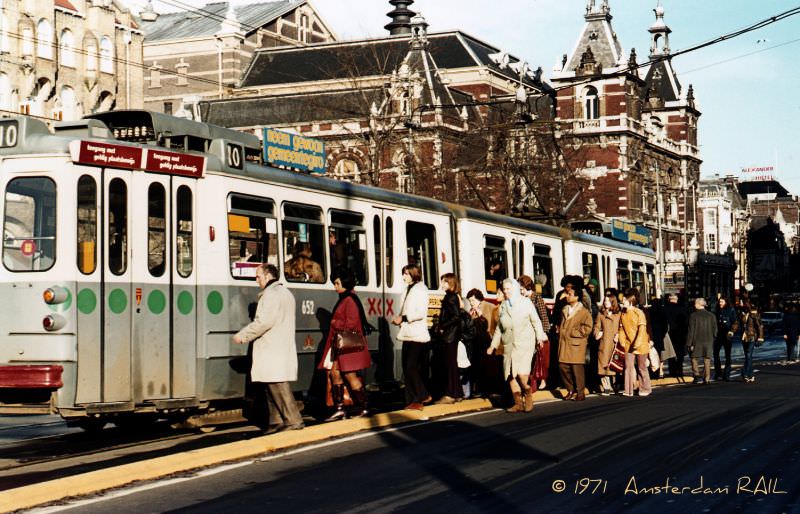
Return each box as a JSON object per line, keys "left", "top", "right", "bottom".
{"left": 41, "top": 357, "right": 800, "bottom": 513}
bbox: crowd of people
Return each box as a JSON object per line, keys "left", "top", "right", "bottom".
{"left": 233, "top": 262, "right": 798, "bottom": 433}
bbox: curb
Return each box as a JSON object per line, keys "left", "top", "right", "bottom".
{"left": 0, "top": 399, "right": 493, "bottom": 512}
{"left": 0, "top": 376, "right": 693, "bottom": 512}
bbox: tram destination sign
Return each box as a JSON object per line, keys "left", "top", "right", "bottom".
{"left": 611, "top": 219, "right": 653, "bottom": 247}
{"left": 69, "top": 140, "right": 206, "bottom": 177}
{"left": 263, "top": 128, "right": 325, "bottom": 174}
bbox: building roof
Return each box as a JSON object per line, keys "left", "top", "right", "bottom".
{"left": 560, "top": 3, "right": 624, "bottom": 74}
{"left": 240, "top": 31, "right": 550, "bottom": 91}
{"left": 55, "top": 0, "right": 78, "bottom": 12}
{"left": 738, "top": 180, "right": 791, "bottom": 199}
{"left": 140, "top": 0, "right": 303, "bottom": 41}
{"left": 642, "top": 59, "right": 681, "bottom": 103}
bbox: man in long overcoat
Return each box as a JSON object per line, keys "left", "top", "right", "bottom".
{"left": 234, "top": 263, "right": 303, "bottom": 432}
{"left": 558, "top": 287, "right": 594, "bottom": 401}
{"left": 686, "top": 297, "right": 717, "bottom": 385}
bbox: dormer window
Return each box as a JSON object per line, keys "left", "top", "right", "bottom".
{"left": 583, "top": 86, "right": 599, "bottom": 119}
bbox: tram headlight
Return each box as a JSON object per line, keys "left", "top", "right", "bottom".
{"left": 42, "top": 314, "right": 66, "bottom": 331}
{"left": 43, "top": 286, "right": 68, "bottom": 305}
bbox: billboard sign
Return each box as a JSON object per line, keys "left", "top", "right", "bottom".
{"left": 610, "top": 219, "right": 653, "bottom": 247}
{"left": 263, "top": 128, "right": 326, "bottom": 174}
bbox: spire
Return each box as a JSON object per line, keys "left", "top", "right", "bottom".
{"left": 385, "top": 0, "right": 416, "bottom": 36}
{"left": 409, "top": 12, "right": 429, "bottom": 48}
{"left": 585, "top": 0, "right": 612, "bottom": 21}
{"left": 649, "top": 1, "right": 672, "bottom": 58}
{"left": 140, "top": 0, "right": 158, "bottom": 22}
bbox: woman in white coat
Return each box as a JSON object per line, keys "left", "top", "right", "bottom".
{"left": 488, "top": 278, "right": 547, "bottom": 413}
{"left": 392, "top": 263, "right": 431, "bottom": 411}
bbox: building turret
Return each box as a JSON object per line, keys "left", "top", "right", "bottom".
{"left": 385, "top": 0, "right": 415, "bottom": 36}
{"left": 649, "top": 1, "right": 672, "bottom": 58}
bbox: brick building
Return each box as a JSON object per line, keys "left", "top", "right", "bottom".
{"left": 550, "top": 1, "right": 702, "bottom": 294}
{"left": 0, "top": 0, "right": 143, "bottom": 121}
{"left": 739, "top": 179, "right": 800, "bottom": 254}
{"left": 198, "top": 1, "right": 556, "bottom": 213}
{"left": 139, "top": 0, "right": 336, "bottom": 118}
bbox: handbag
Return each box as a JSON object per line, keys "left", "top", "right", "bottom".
{"left": 648, "top": 342, "right": 661, "bottom": 372}
{"left": 608, "top": 341, "right": 626, "bottom": 373}
{"left": 333, "top": 330, "right": 368, "bottom": 357}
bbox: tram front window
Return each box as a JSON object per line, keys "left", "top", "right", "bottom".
{"left": 3, "top": 177, "right": 56, "bottom": 272}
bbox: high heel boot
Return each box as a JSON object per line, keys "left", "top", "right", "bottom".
{"left": 350, "top": 388, "right": 369, "bottom": 417}
{"left": 506, "top": 392, "right": 524, "bottom": 413}
{"left": 326, "top": 383, "right": 347, "bottom": 421}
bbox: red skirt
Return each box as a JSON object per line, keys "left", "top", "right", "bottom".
{"left": 532, "top": 340, "right": 550, "bottom": 381}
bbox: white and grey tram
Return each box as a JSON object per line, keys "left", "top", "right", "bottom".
{"left": 0, "top": 111, "right": 655, "bottom": 428}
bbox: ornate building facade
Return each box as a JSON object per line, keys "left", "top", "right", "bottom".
{"left": 550, "top": 1, "right": 702, "bottom": 294}
{"left": 0, "top": 0, "right": 143, "bottom": 121}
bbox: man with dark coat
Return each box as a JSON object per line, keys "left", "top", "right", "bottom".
{"left": 664, "top": 293, "right": 689, "bottom": 377}
{"left": 686, "top": 298, "right": 717, "bottom": 385}
{"left": 783, "top": 304, "right": 800, "bottom": 362}
{"left": 714, "top": 297, "right": 738, "bottom": 381}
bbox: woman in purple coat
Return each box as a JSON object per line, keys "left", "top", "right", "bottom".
{"left": 319, "top": 268, "right": 371, "bottom": 420}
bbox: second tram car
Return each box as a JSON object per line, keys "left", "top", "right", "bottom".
{"left": 0, "top": 111, "right": 655, "bottom": 428}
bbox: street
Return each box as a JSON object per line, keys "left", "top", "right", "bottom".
{"left": 41, "top": 355, "right": 800, "bottom": 513}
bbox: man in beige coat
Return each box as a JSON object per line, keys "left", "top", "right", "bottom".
{"left": 234, "top": 263, "right": 303, "bottom": 432}
{"left": 558, "top": 287, "right": 594, "bottom": 401}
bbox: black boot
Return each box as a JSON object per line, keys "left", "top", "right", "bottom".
{"left": 326, "top": 384, "right": 347, "bottom": 421}
{"left": 350, "top": 388, "right": 369, "bottom": 417}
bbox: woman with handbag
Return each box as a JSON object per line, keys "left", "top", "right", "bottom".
{"left": 518, "top": 275, "right": 551, "bottom": 392}
{"left": 319, "top": 268, "right": 371, "bottom": 420}
{"left": 434, "top": 273, "right": 464, "bottom": 404}
{"left": 487, "top": 279, "right": 547, "bottom": 413}
{"left": 466, "top": 288, "right": 504, "bottom": 397}
{"left": 392, "top": 264, "right": 431, "bottom": 411}
{"left": 618, "top": 288, "right": 652, "bottom": 397}
{"left": 736, "top": 302, "right": 764, "bottom": 383}
{"left": 593, "top": 294, "right": 621, "bottom": 395}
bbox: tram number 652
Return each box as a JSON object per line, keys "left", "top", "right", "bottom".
{"left": 301, "top": 300, "right": 315, "bottom": 316}
{"left": 0, "top": 121, "right": 19, "bottom": 149}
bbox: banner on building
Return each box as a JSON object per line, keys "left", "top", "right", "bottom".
{"left": 263, "top": 128, "right": 326, "bottom": 174}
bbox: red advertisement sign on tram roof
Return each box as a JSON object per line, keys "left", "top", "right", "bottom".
{"left": 69, "top": 140, "right": 207, "bottom": 178}
{"left": 70, "top": 140, "right": 144, "bottom": 170}
{"left": 144, "top": 148, "right": 206, "bottom": 178}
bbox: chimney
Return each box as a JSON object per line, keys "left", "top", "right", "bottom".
{"left": 385, "top": 0, "right": 415, "bottom": 36}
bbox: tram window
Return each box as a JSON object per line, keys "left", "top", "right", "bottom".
{"left": 373, "top": 215, "right": 381, "bottom": 288}
{"left": 228, "top": 193, "right": 277, "bottom": 280}
{"left": 646, "top": 264, "right": 656, "bottom": 300}
{"left": 518, "top": 240, "right": 525, "bottom": 278}
{"left": 76, "top": 175, "right": 97, "bottom": 274}
{"left": 511, "top": 238, "right": 517, "bottom": 280}
{"left": 386, "top": 217, "right": 394, "bottom": 288}
{"left": 176, "top": 186, "right": 193, "bottom": 278}
{"left": 329, "top": 210, "right": 367, "bottom": 285}
{"left": 483, "top": 235, "right": 507, "bottom": 294}
{"left": 632, "top": 261, "right": 645, "bottom": 296}
{"left": 3, "top": 177, "right": 56, "bottom": 272}
{"left": 532, "top": 244, "right": 554, "bottom": 298}
{"left": 282, "top": 202, "right": 325, "bottom": 283}
{"left": 108, "top": 178, "right": 127, "bottom": 275}
{"left": 582, "top": 252, "right": 600, "bottom": 302}
{"left": 406, "top": 221, "right": 438, "bottom": 289}
{"left": 617, "top": 259, "right": 631, "bottom": 291}
{"left": 147, "top": 183, "right": 166, "bottom": 277}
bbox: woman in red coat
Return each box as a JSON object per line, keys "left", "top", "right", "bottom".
{"left": 319, "top": 268, "right": 371, "bottom": 420}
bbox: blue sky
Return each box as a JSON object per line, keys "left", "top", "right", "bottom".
{"left": 155, "top": 0, "right": 800, "bottom": 196}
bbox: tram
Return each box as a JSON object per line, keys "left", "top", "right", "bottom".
{"left": 0, "top": 111, "right": 655, "bottom": 428}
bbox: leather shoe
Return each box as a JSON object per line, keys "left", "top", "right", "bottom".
{"left": 572, "top": 394, "right": 586, "bottom": 402}
{"left": 405, "top": 402, "right": 424, "bottom": 411}
{"left": 563, "top": 391, "right": 576, "bottom": 401}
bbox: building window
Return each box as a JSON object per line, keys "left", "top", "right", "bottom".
{"left": 0, "top": 14, "right": 10, "bottom": 53}
{"left": 60, "top": 29, "right": 75, "bottom": 67}
{"left": 85, "top": 42, "right": 97, "bottom": 71}
{"left": 0, "top": 72, "right": 10, "bottom": 111}
{"left": 58, "top": 86, "right": 76, "bottom": 121}
{"left": 641, "top": 185, "right": 649, "bottom": 214}
{"left": 37, "top": 19, "right": 53, "bottom": 59}
{"left": 99, "top": 36, "right": 113, "bottom": 73}
{"left": 583, "top": 86, "right": 599, "bottom": 120}
{"left": 299, "top": 14, "right": 309, "bottom": 42}
{"left": 333, "top": 158, "right": 360, "bottom": 182}
{"left": 163, "top": 101, "right": 172, "bottom": 115}
{"left": 21, "top": 27, "right": 34, "bottom": 56}
{"left": 670, "top": 194, "right": 678, "bottom": 220}
{"left": 705, "top": 233, "right": 717, "bottom": 253}
{"left": 176, "top": 63, "right": 188, "bottom": 86}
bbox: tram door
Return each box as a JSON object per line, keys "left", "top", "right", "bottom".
{"left": 130, "top": 174, "right": 197, "bottom": 403}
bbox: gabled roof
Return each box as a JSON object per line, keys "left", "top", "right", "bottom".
{"left": 240, "top": 31, "right": 550, "bottom": 91}
{"left": 562, "top": 5, "right": 624, "bottom": 73}
{"left": 141, "top": 0, "right": 303, "bottom": 41}
{"left": 642, "top": 59, "right": 681, "bottom": 103}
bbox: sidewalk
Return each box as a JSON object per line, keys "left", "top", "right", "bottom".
{"left": 0, "top": 376, "right": 689, "bottom": 512}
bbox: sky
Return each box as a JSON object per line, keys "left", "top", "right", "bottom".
{"left": 144, "top": 0, "right": 800, "bottom": 196}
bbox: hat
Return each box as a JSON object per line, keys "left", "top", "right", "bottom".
{"left": 588, "top": 278, "right": 599, "bottom": 287}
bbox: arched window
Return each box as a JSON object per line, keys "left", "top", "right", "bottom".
{"left": 21, "top": 26, "right": 34, "bottom": 56}
{"left": 99, "top": 36, "right": 113, "bottom": 73}
{"left": 583, "top": 86, "right": 599, "bottom": 120}
{"left": 60, "top": 29, "right": 75, "bottom": 67}
{"left": 37, "top": 19, "right": 53, "bottom": 59}
{"left": 0, "top": 14, "right": 10, "bottom": 53}
{"left": 59, "top": 86, "right": 76, "bottom": 120}
{"left": 333, "top": 158, "right": 360, "bottom": 182}
{"left": 0, "top": 73, "right": 11, "bottom": 111}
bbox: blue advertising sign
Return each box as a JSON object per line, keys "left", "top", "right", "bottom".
{"left": 263, "top": 128, "right": 326, "bottom": 174}
{"left": 610, "top": 219, "right": 652, "bottom": 247}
